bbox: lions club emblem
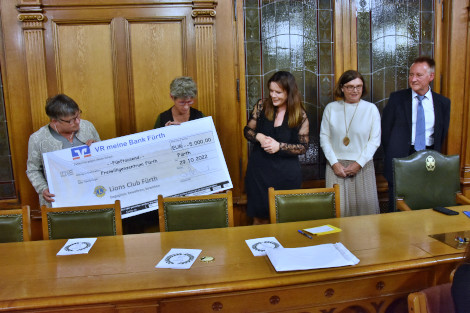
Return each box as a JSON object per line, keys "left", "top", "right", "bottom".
{"left": 94, "top": 186, "right": 106, "bottom": 197}
{"left": 425, "top": 155, "right": 436, "bottom": 172}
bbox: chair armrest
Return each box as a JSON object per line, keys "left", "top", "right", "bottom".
{"left": 456, "top": 192, "right": 470, "bottom": 205}
{"left": 450, "top": 268, "right": 456, "bottom": 282}
{"left": 408, "top": 292, "right": 427, "bottom": 313}
{"left": 396, "top": 199, "right": 412, "bottom": 211}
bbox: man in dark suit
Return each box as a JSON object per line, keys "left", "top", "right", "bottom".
{"left": 381, "top": 56, "right": 451, "bottom": 211}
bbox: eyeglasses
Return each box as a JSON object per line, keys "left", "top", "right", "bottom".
{"left": 58, "top": 111, "right": 81, "bottom": 125}
{"left": 343, "top": 85, "right": 363, "bottom": 92}
{"left": 175, "top": 99, "right": 194, "bottom": 106}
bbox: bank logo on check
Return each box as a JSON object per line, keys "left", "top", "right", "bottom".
{"left": 71, "top": 146, "right": 91, "bottom": 160}
{"left": 94, "top": 186, "right": 106, "bottom": 197}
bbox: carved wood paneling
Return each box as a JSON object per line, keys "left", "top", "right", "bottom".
{"left": 24, "top": 28, "right": 49, "bottom": 132}
{"left": 439, "top": 1, "right": 470, "bottom": 196}
{"left": 54, "top": 23, "right": 117, "bottom": 140}
{"left": 2, "top": 0, "right": 243, "bottom": 222}
{"left": 18, "top": 9, "right": 49, "bottom": 133}
{"left": 192, "top": 8, "right": 217, "bottom": 119}
{"left": 130, "top": 21, "right": 184, "bottom": 132}
{"left": 461, "top": 1, "right": 470, "bottom": 195}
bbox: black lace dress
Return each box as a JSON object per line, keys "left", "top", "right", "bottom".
{"left": 244, "top": 104, "right": 309, "bottom": 219}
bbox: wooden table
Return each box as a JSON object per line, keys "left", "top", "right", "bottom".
{"left": 1, "top": 207, "right": 469, "bottom": 313}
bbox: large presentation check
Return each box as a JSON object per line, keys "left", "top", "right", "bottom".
{"left": 43, "top": 117, "right": 232, "bottom": 218}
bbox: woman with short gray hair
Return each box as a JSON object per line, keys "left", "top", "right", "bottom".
{"left": 26, "top": 94, "right": 100, "bottom": 206}
{"left": 154, "top": 76, "right": 204, "bottom": 128}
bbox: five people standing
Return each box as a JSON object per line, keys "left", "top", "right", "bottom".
{"left": 26, "top": 56, "right": 452, "bottom": 227}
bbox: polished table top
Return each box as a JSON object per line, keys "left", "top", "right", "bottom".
{"left": 1, "top": 207, "right": 469, "bottom": 311}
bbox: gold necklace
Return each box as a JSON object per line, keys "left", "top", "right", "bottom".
{"left": 343, "top": 101, "right": 359, "bottom": 146}
{"left": 53, "top": 124, "right": 75, "bottom": 143}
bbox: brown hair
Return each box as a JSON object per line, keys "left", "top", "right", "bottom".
{"left": 334, "top": 70, "right": 368, "bottom": 99}
{"left": 45, "top": 94, "right": 80, "bottom": 120}
{"left": 264, "top": 71, "right": 305, "bottom": 128}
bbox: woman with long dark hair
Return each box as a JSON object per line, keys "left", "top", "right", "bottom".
{"left": 244, "top": 71, "right": 309, "bottom": 224}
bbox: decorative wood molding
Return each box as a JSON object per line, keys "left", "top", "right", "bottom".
{"left": 192, "top": 3, "right": 217, "bottom": 119}
{"left": 16, "top": 3, "right": 49, "bottom": 131}
{"left": 462, "top": 166, "right": 470, "bottom": 184}
{"left": 17, "top": 14, "right": 45, "bottom": 22}
{"left": 24, "top": 29, "right": 49, "bottom": 132}
{"left": 191, "top": 9, "right": 216, "bottom": 18}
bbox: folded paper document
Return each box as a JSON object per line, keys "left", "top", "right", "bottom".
{"left": 266, "top": 243, "right": 359, "bottom": 272}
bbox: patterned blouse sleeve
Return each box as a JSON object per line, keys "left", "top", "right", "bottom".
{"left": 278, "top": 110, "right": 309, "bottom": 155}
{"left": 243, "top": 100, "right": 263, "bottom": 143}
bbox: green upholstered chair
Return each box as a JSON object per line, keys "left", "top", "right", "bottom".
{"left": 269, "top": 184, "right": 340, "bottom": 224}
{"left": 41, "top": 200, "right": 122, "bottom": 240}
{"left": 393, "top": 150, "right": 470, "bottom": 211}
{"left": 0, "top": 205, "right": 31, "bottom": 242}
{"left": 158, "top": 191, "right": 233, "bottom": 232}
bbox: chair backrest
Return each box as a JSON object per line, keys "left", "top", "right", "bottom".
{"left": 393, "top": 150, "right": 460, "bottom": 210}
{"left": 407, "top": 283, "right": 455, "bottom": 313}
{"left": 158, "top": 191, "right": 233, "bottom": 232}
{"left": 0, "top": 205, "right": 31, "bottom": 242}
{"left": 41, "top": 200, "right": 122, "bottom": 240}
{"left": 269, "top": 185, "right": 340, "bottom": 224}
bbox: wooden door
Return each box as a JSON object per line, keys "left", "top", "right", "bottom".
{"left": 1, "top": 0, "right": 243, "bottom": 235}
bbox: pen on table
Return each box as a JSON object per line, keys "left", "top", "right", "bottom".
{"left": 298, "top": 230, "right": 312, "bottom": 239}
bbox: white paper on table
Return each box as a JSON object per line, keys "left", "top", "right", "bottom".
{"left": 305, "top": 225, "right": 335, "bottom": 233}
{"left": 57, "top": 238, "right": 97, "bottom": 256}
{"left": 245, "top": 237, "right": 283, "bottom": 256}
{"left": 155, "top": 248, "right": 202, "bottom": 269}
{"left": 266, "top": 242, "right": 359, "bottom": 272}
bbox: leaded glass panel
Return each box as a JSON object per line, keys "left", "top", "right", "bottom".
{"left": 0, "top": 73, "right": 16, "bottom": 199}
{"left": 356, "top": 0, "right": 434, "bottom": 176}
{"left": 243, "top": 0, "right": 334, "bottom": 181}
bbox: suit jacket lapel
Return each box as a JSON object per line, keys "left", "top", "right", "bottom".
{"left": 431, "top": 91, "right": 442, "bottom": 132}
{"left": 404, "top": 88, "right": 413, "bottom": 133}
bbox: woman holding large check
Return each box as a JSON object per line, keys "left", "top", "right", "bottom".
{"left": 244, "top": 71, "right": 309, "bottom": 225}
{"left": 26, "top": 94, "right": 100, "bottom": 207}
{"left": 154, "top": 76, "right": 204, "bottom": 128}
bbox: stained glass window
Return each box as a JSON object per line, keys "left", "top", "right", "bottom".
{"left": 243, "top": 0, "right": 433, "bottom": 182}
{"left": 356, "top": 0, "right": 434, "bottom": 175}
{"left": 244, "top": 0, "right": 334, "bottom": 180}
{"left": 0, "top": 73, "right": 16, "bottom": 199}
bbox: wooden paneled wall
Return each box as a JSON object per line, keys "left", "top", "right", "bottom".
{"left": 0, "top": 0, "right": 244, "bottom": 236}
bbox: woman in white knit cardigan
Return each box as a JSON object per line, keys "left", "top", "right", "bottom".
{"left": 320, "top": 70, "right": 381, "bottom": 217}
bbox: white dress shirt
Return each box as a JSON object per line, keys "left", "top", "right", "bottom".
{"left": 411, "top": 87, "right": 435, "bottom": 147}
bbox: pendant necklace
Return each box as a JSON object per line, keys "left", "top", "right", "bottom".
{"left": 54, "top": 124, "right": 75, "bottom": 145}
{"left": 343, "top": 101, "right": 359, "bottom": 146}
